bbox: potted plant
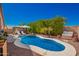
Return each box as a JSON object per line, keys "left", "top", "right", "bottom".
{"left": 0, "top": 32, "right": 8, "bottom": 46}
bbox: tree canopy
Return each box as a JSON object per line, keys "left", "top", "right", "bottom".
{"left": 28, "top": 16, "right": 66, "bottom": 36}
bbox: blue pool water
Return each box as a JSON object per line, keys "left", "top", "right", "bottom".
{"left": 20, "top": 35, "right": 65, "bottom": 51}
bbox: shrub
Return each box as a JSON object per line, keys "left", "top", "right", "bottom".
{"left": 28, "top": 16, "right": 66, "bottom": 36}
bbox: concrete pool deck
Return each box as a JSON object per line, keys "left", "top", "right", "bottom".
{"left": 14, "top": 35, "right": 76, "bottom": 56}
{"left": 7, "top": 42, "right": 41, "bottom": 56}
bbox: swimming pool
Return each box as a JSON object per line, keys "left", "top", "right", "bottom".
{"left": 20, "top": 35, "right": 65, "bottom": 51}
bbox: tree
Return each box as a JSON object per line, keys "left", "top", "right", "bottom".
{"left": 28, "top": 16, "right": 66, "bottom": 36}
{"left": 51, "top": 16, "right": 65, "bottom": 36}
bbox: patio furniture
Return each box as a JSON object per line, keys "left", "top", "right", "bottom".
{"left": 21, "top": 31, "right": 26, "bottom": 35}
{"left": 16, "top": 31, "right": 21, "bottom": 35}
{"left": 62, "top": 31, "right": 74, "bottom": 40}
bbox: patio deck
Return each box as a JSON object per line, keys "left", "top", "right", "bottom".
{"left": 7, "top": 42, "right": 41, "bottom": 56}
{"left": 7, "top": 34, "right": 79, "bottom": 56}
{"left": 66, "top": 40, "right": 79, "bottom": 56}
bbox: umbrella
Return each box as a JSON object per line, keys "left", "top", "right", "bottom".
{"left": 15, "top": 25, "right": 30, "bottom": 28}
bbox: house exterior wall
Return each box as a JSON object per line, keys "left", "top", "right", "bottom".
{"left": 0, "top": 4, "right": 4, "bottom": 30}
{"left": 2, "top": 41, "right": 7, "bottom": 56}
{"left": 77, "top": 27, "right": 79, "bottom": 39}
{"left": 0, "top": 4, "right": 7, "bottom": 56}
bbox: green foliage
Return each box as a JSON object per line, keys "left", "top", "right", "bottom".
{"left": 0, "top": 32, "right": 8, "bottom": 41}
{"left": 28, "top": 16, "right": 66, "bottom": 36}
{"left": 51, "top": 16, "right": 65, "bottom": 35}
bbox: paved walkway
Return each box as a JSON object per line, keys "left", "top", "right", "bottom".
{"left": 7, "top": 42, "right": 41, "bottom": 56}
{"left": 66, "top": 40, "right": 79, "bottom": 56}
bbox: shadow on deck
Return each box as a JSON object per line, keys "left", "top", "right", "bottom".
{"left": 7, "top": 42, "right": 41, "bottom": 56}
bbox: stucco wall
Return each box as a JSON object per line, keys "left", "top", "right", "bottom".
{"left": 0, "top": 6, "right": 4, "bottom": 30}
{"left": 3, "top": 41, "right": 7, "bottom": 56}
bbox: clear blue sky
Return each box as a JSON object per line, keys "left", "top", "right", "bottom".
{"left": 2, "top": 3, "right": 79, "bottom": 26}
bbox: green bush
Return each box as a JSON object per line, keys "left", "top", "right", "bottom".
{"left": 0, "top": 32, "right": 8, "bottom": 41}
{"left": 28, "top": 16, "right": 66, "bottom": 36}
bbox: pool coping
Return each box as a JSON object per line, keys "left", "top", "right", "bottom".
{"left": 14, "top": 35, "right": 76, "bottom": 56}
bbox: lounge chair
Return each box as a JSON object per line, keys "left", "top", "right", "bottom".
{"left": 16, "top": 31, "right": 21, "bottom": 35}
{"left": 21, "top": 31, "right": 26, "bottom": 35}
{"left": 62, "top": 31, "right": 73, "bottom": 40}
